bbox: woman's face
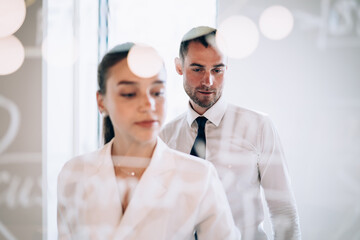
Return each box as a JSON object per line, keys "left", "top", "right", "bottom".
{"left": 97, "top": 58, "right": 166, "bottom": 145}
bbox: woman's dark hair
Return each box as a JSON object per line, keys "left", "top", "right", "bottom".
{"left": 97, "top": 42, "right": 134, "bottom": 144}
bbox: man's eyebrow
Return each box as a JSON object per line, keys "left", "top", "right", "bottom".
{"left": 189, "top": 63, "right": 226, "bottom": 68}
{"left": 189, "top": 63, "right": 205, "bottom": 68}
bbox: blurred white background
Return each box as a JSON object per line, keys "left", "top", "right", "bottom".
{"left": 0, "top": 0, "right": 359, "bottom": 239}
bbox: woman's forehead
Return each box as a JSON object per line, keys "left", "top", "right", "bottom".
{"left": 107, "top": 61, "right": 166, "bottom": 86}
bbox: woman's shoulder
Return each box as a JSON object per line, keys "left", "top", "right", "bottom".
{"left": 64, "top": 149, "right": 101, "bottom": 168}
{"left": 58, "top": 145, "right": 109, "bottom": 179}
{"left": 160, "top": 141, "right": 215, "bottom": 177}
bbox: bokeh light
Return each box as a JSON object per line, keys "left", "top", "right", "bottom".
{"left": 127, "top": 44, "right": 163, "bottom": 78}
{"left": 216, "top": 15, "right": 260, "bottom": 59}
{"left": 0, "top": 35, "right": 25, "bottom": 75}
{"left": 0, "top": 0, "right": 26, "bottom": 38}
{"left": 259, "top": 5, "right": 294, "bottom": 40}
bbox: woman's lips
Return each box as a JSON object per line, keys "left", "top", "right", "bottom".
{"left": 135, "top": 120, "right": 159, "bottom": 128}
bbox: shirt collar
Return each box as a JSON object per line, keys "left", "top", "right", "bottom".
{"left": 186, "top": 96, "right": 228, "bottom": 127}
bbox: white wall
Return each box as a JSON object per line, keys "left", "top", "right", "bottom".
{"left": 218, "top": 0, "right": 360, "bottom": 239}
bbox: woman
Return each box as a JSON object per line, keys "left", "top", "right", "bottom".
{"left": 57, "top": 42, "right": 240, "bottom": 240}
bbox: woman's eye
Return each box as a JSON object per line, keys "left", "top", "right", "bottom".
{"left": 152, "top": 90, "right": 165, "bottom": 97}
{"left": 120, "top": 93, "right": 136, "bottom": 98}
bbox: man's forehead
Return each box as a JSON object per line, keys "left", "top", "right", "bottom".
{"left": 186, "top": 41, "right": 218, "bottom": 54}
{"left": 185, "top": 42, "right": 225, "bottom": 60}
{"left": 184, "top": 58, "right": 227, "bottom": 68}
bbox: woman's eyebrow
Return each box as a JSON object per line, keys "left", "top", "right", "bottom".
{"left": 152, "top": 80, "right": 166, "bottom": 85}
{"left": 116, "top": 80, "right": 137, "bottom": 86}
{"left": 116, "top": 80, "right": 165, "bottom": 86}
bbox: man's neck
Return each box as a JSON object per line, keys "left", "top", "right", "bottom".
{"left": 189, "top": 101, "right": 209, "bottom": 115}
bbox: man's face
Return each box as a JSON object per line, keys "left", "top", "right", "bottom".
{"left": 176, "top": 41, "right": 227, "bottom": 114}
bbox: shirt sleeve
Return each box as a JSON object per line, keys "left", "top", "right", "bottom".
{"left": 195, "top": 163, "right": 241, "bottom": 240}
{"left": 258, "top": 116, "right": 301, "bottom": 240}
{"left": 57, "top": 167, "right": 72, "bottom": 240}
{"left": 57, "top": 161, "right": 86, "bottom": 240}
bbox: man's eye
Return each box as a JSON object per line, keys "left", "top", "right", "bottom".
{"left": 212, "top": 68, "right": 223, "bottom": 73}
{"left": 192, "top": 68, "right": 202, "bottom": 72}
{"left": 120, "top": 93, "right": 136, "bottom": 98}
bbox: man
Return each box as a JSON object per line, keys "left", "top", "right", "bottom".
{"left": 160, "top": 26, "right": 301, "bottom": 240}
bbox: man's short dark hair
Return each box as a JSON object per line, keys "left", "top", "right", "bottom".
{"left": 179, "top": 26, "right": 217, "bottom": 60}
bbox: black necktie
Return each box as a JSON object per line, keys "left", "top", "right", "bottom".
{"left": 190, "top": 116, "right": 207, "bottom": 159}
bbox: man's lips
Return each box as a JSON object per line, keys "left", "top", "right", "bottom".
{"left": 197, "top": 90, "right": 214, "bottom": 95}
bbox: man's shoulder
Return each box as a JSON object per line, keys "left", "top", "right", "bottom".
{"left": 160, "top": 112, "right": 188, "bottom": 142}
{"left": 227, "top": 103, "right": 269, "bottom": 120}
{"left": 162, "top": 112, "right": 187, "bottom": 129}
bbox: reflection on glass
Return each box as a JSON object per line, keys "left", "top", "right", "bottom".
{"left": 0, "top": 0, "right": 26, "bottom": 38}
{"left": 0, "top": 36, "right": 25, "bottom": 76}
{"left": 259, "top": 5, "right": 294, "bottom": 40}
{"left": 217, "top": 15, "right": 260, "bottom": 59}
{"left": 57, "top": 43, "right": 239, "bottom": 239}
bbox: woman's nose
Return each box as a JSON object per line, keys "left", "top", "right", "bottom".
{"left": 140, "top": 93, "right": 155, "bottom": 111}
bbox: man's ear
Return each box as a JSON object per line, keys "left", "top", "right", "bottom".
{"left": 175, "top": 57, "right": 183, "bottom": 75}
{"left": 96, "top": 91, "right": 107, "bottom": 114}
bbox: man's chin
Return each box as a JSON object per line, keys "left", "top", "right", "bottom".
{"left": 194, "top": 99, "right": 214, "bottom": 109}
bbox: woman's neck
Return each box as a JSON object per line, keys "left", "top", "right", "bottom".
{"left": 111, "top": 136, "right": 155, "bottom": 180}
{"left": 111, "top": 136, "right": 157, "bottom": 158}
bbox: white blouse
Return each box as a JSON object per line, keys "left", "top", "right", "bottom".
{"left": 57, "top": 138, "right": 240, "bottom": 239}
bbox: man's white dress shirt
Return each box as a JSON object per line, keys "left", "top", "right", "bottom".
{"left": 160, "top": 97, "right": 301, "bottom": 240}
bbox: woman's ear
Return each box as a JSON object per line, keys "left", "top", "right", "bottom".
{"left": 96, "top": 91, "right": 107, "bottom": 115}
{"left": 175, "top": 57, "right": 183, "bottom": 75}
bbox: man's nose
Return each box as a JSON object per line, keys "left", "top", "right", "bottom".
{"left": 202, "top": 71, "right": 214, "bottom": 86}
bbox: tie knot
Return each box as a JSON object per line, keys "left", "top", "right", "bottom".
{"left": 196, "top": 116, "right": 207, "bottom": 129}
